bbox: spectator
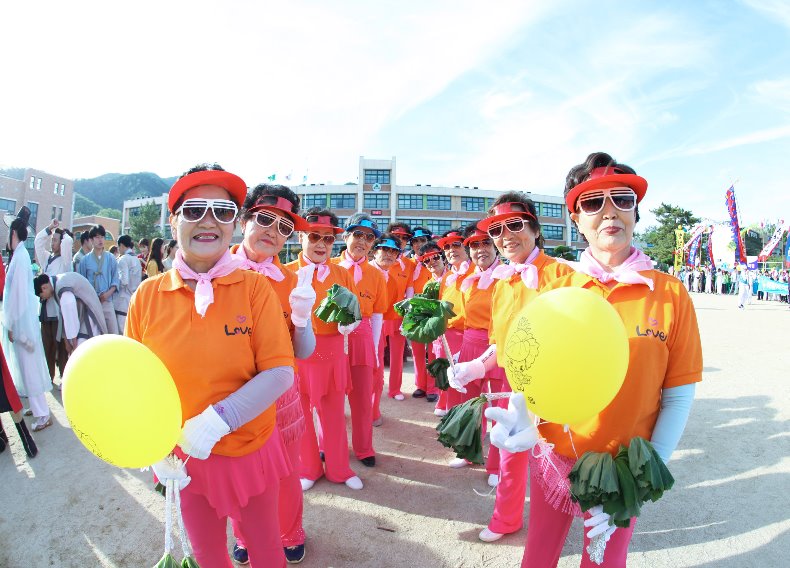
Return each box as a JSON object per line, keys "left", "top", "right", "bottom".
{"left": 146, "top": 237, "right": 165, "bottom": 278}
{"left": 77, "top": 225, "right": 119, "bottom": 334}
{"left": 72, "top": 232, "right": 92, "bottom": 271}
{"left": 114, "top": 235, "right": 143, "bottom": 332}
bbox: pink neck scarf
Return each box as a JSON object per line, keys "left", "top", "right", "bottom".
{"left": 370, "top": 260, "right": 389, "bottom": 282}
{"left": 396, "top": 256, "right": 405, "bottom": 270}
{"left": 570, "top": 247, "right": 654, "bottom": 290}
{"left": 232, "top": 245, "right": 284, "bottom": 282}
{"left": 491, "top": 246, "right": 540, "bottom": 289}
{"left": 173, "top": 249, "right": 242, "bottom": 317}
{"left": 445, "top": 260, "right": 470, "bottom": 287}
{"left": 461, "top": 258, "right": 501, "bottom": 292}
{"left": 301, "top": 253, "right": 330, "bottom": 283}
{"left": 338, "top": 251, "right": 366, "bottom": 284}
{"left": 412, "top": 258, "right": 423, "bottom": 282}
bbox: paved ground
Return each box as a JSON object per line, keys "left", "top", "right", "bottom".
{"left": 1, "top": 292, "right": 788, "bottom": 567}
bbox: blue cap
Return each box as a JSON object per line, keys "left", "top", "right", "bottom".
{"left": 411, "top": 228, "right": 432, "bottom": 240}
{"left": 345, "top": 218, "right": 382, "bottom": 238}
{"left": 375, "top": 237, "right": 401, "bottom": 251}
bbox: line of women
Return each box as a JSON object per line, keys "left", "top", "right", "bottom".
{"left": 127, "top": 150, "right": 700, "bottom": 568}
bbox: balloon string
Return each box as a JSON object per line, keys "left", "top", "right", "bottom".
{"left": 482, "top": 391, "right": 512, "bottom": 401}
{"left": 174, "top": 483, "right": 193, "bottom": 558}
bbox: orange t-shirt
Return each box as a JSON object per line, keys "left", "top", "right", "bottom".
{"left": 230, "top": 245, "right": 295, "bottom": 334}
{"left": 331, "top": 252, "right": 389, "bottom": 317}
{"left": 537, "top": 269, "right": 703, "bottom": 458}
{"left": 411, "top": 260, "right": 432, "bottom": 295}
{"left": 125, "top": 269, "right": 295, "bottom": 457}
{"left": 489, "top": 252, "right": 573, "bottom": 345}
{"left": 285, "top": 252, "right": 358, "bottom": 335}
{"left": 382, "top": 259, "right": 411, "bottom": 320}
{"left": 440, "top": 262, "right": 475, "bottom": 331}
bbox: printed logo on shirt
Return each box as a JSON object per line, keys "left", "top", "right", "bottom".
{"left": 635, "top": 317, "right": 667, "bottom": 341}
{"left": 360, "top": 290, "right": 373, "bottom": 300}
{"left": 225, "top": 314, "right": 252, "bottom": 336}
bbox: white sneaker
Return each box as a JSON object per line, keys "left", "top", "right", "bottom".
{"left": 393, "top": 393, "right": 405, "bottom": 401}
{"left": 300, "top": 478, "right": 315, "bottom": 492}
{"left": 344, "top": 475, "right": 363, "bottom": 490}
{"left": 487, "top": 473, "right": 499, "bottom": 488}
{"left": 434, "top": 408, "right": 448, "bottom": 417}
{"left": 448, "top": 457, "right": 468, "bottom": 468}
{"left": 479, "top": 527, "right": 504, "bottom": 542}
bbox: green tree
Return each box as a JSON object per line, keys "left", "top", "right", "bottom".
{"left": 74, "top": 194, "right": 101, "bottom": 217}
{"left": 640, "top": 203, "right": 700, "bottom": 265}
{"left": 549, "top": 245, "right": 576, "bottom": 261}
{"left": 128, "top": 202, "right": 163, "bottom": 243}
{"left": 96, "top": 208, "right": 122, "bottom": 220}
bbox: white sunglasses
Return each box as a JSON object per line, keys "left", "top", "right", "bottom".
{"left": 577, "top": 187, "right": 637, "bottom": 215}
{"left": 177, "top": 198, "right": 238, "bottom": 224}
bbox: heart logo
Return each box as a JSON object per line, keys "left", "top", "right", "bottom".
{"left": 237, "top": 315, "right": 247, "bottom": 324}
{"left": 648, "top": 318, "right": 658, "bottom": 326}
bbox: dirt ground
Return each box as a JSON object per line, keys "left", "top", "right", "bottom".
{"left": 1, "top": 292, "right": 788, "bottom": 567}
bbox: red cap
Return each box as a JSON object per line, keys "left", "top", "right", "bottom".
{"left": 417, "top": 249, "right": 442, "bottom": 263}
{"left": 462, "top": 228, "right": 490, "bottom": 246}
{"left": 436, "top": 231, "right": 464, "bottom": 249}
{"left": 169, "top": 170, "right": 247, "bottom": 211}
{"left": 248, "top": 195, "right": 310, "bottom": 231}
{"left": 477, "top": 203, "right": 536, "bottom": 232}
{"left": 305, "top": 213, "right": 344, "bottom": 234}
{"left": 565, "top": 166, "right": 647, "bottom": 212}
{"left": 390, "top": 228, "right": 413, "bottom": 238}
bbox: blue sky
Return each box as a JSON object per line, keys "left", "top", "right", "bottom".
{"left": 1, "top": 0, "right": 788, "bottom": 229}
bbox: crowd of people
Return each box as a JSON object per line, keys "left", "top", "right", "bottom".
{"left": 676, "top": 264, "right": 789, "bottom": 308}
{"left": 1, "top": 152, "right": 708, "bottom": 567}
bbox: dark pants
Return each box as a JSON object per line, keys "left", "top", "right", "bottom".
{"left": 41, "top": 320, "right": 68, "bottom": 381}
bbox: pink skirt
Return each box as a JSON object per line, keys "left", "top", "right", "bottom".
{"left": 348, "top": 317, "right": 376, "bottom": 368}
{"left": 175, "top": 427, "right": 291, "bottom": 520}
{"left": 459, "top": 328, "right": 506, "bottom": 382}
{"left": 431, "top": 328, "right": 464, "bottom": 359}
{"left": 276, "top": 374, "right": 305, "bottom": 447}
{"left": 296, "top": 333, "right": 351, "bottom": 403}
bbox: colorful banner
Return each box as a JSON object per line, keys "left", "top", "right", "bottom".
{"left": 707, "top": 226, "right": 716, "bottom": 270}
{"left": 757, "top": 276, "right": 789, "bottom": 295}
{"left": 758, "top": 221, "right": 787, "bottom": 260}
{"left": 725, "top": 185, "right": 747, "bottom": 263}
{"left": 785, "top": 234, "right": 790, "bottom": 268}
{"left": 683, "top": 224, "right": 706, "bottom": 250}
{"left": 686, "top": 233, "right": 702, "bottom": 267}
{"left": 674, "top": 227, "right": 685, "bottom": 274}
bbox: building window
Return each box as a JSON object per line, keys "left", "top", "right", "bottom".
{"left": 370, "top": 217, "right": 390, "bottom": 228}
{"left": 541, "top": 203, "right": 563, "bottom": 218}
{"left": 36, "top": 178, "right": 42, "bottom": 190}
{"left": 543, "top": 225, "right": 564, "bottom": 240}
{"left": 329, "top": 194, "right": 355, "bottom": 209}
{"left": 424, "top": 219, "right": 452, "bottom": 235}
{"left": 426, "top": 195, "right": 451, "bottom": 210}
{"left": 364, "top": 169, "right": 391, "bottom": 184}
{"left": 54, "top": 183, "right": 59, "bottom": 195}
{"left": 0, "top": 198, "right": 16, "bottom": 214}
{"left": 29, "top": 177, "right": 35, "bottom": 189}
{"left": 58, "top": 207, "right": 63, "bottom": 221}
{"left": 302, "top": 194, "right": 328, "bottom": 209}
{"left": 571, "top": 227, "right": 580, "bottom": 242}
{"left": 398, "top": 195, "right": 423, "bottom": 209}
{"left": 544, "top": 247, "right": 554, "bottom": 256}
{"left": 60, "top": 184, "right": 66, "bottom": 196}
{"left": 336, "top": 217, "right": 348, "bottom": 228}
{"left": 52, "top": 206, "right": 57, "bottom": 219}
{"left": 461, "top": 197, "right": 486, "bottom": 212}
{"left": 105, "top": 232, "right": 114, "bottom": 241}
{"left": 364, "top": 193, "right": 390, "bottom": 209}
{"left": 26, "top": 202, "right": 39, "bottom": 228}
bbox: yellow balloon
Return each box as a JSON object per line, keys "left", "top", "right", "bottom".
{"left": 62, "top": 335, "right": 182, "bottom": 468}
{"left": 503, "top": 287, "right": 629, "bottom": 425}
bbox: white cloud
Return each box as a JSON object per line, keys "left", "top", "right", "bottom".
{"left": 743, "top": 0, "right": 790, "bottom": 28}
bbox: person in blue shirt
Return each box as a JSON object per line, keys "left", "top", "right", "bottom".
{"left": 77, "top": 225, "right": 119, "bottom": 333}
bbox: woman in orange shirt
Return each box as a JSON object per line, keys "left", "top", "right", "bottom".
{"left": 406, "top": 228, "right": 434, "bottom": 400}
{"left": 127, "top": 164, "right": 295, "bottom": 568}
{"left": 415, "top": 241, "right": 447, "bottom": 403}
{"left": 432, "top": 229, "right": 474, "bottom": 417}
{"left": 285, "top": 208, "right": 364, "bottom": 492}
{"left": 229, "top": 184, "right": 315, "bottom": 565}
{"left": 332, "top": 213, "right": 388, "bottom": 467}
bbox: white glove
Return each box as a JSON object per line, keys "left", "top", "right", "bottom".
{"left": 447, "top": 359, "right": 485, "bottom": 393}
{"left": 178, "top": 405, "right": 231, "bottom": 460}
{"left": 338, "top": 320, "right": 361, "bottom": 336}
{"left": 289, "top": 268, "right": 317, "bottom": 328}
{"left": 584, "top": 505, "right": 617, "bottom": 541}
{"left": 484, "top": 393, "right": 540, "bottom": 453}
{"left": 452, "top": 351, "right": 460, "bottom": 364}
{"left": 150, "top": 454, "right": 191, "bottom": 490}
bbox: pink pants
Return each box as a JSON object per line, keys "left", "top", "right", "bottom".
{"left": 373, "top": 319, "right": 406, "bottom": 419}
{"left": 434, "top": 328, "right": 464, "bottom": 411}
{"left": 485, "top": 377, "right": 507, "bottom": 475}
{"left": 182, "top": 481, "right": 285, "bottom": 568}
{"left": 349, "top": 364, "right": 375, "bottom": 459}
{"left": 412, "top": 341, "right": 437, "bottom": 395}
{"left": 487, "top": 443, "right": 529, "bottom": 534}
{"left": 523, "top": 479, "right": 637, "bottom": 567}
{"left": 299, "top": 374, "right": 355, "bottom": 483}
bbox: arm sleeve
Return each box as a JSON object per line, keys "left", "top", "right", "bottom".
{"left": 650, "top": 383, "right": 696, "bottom": 463}
{"left": 109, "top": 257, "right": 119, "bottom": 290}
{"left": 60, "top": 291, "right": 79, "bottom": 340}
{"left": 60, "top": 233, "right": 73, "bottom": 270}
{"left": 118, "top": 257, "right": 129, "bottom": 288}
{"left": 34, "top": 229, "right": 49, "bottom": 266}
{"left": 292, "top": 322, "right": 316, "bottom": 359}
{"left": 664, "top": 283, "right": 703, "bottom": 388}
{"left": 213, "top": 366, "right": 294, "bottom": 431}
{"left": 371, "top": 312, "right": 383, "bottom": 350}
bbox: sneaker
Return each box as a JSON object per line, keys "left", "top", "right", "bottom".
{"left": 434, "top": 408, "right": 448, "bottom": 417}
{"left": 232, "top": 543, "right": 249, "bottom": 565}
{"left": 300, "top": 478, "right": 315, "bottom": 492}
{"left": 284, "top": 544, "right": 305, "bottom": 564}
{"left": 31, "top": 416, "right": 53, "bottom": 432}
{"left": 393, "top": 393, "right": 405, "bottom": 401}
{"left": 372, "top": 416, "right": 383, "bottom": 427}
{"left": 426, "top": 393, "right": 439, "bottom": 403}
{"left": 487, "top": 473, "right": 499, "bottom": 487}
{"left": 448, "top": 457, "right": 468, "bottom": 468}
{"left": 344, "top": 475, "right": 363, "bottom": 490}
{"left": 411, "top": 389, "right": 427, "bottom": 398}
{"left": 478, "top": 527, "right": 504, "bottom": 542}
{"left": 360, "top": 456, "right": 376, "bottom": 467}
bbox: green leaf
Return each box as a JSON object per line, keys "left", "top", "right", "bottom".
{"left": 395, "top": 297, "right": 456, "bottom": 343}
{"left": 436, "top": 396, "right": 486, "bottom": 464}
{"left": 422, "top": 280, "right": 440, "bottom": 300}
{"left": 181, "top": 556, "right": 200, "bottom": 568}
{"left": 153, "top": 553, "right": 179, "bottom": 568}
{"left": 314, "top": 285, "right": 361, "bottom": 324}
{"left": 427, "top": 358, "right": 450, "bottom": 390}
